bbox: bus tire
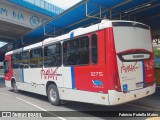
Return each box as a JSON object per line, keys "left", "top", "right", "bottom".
{"left": 12, "top": 81, "right": 18, "bottom": 93}
{"left": 47, "top": 84, "right": 61, "bottom": 106}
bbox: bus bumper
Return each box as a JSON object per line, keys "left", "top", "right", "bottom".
{"left": 108, "top": 84, "right": 156, "bottom": 105}
{"left": 5, "top": 80, "right": 12, "bottom": 88}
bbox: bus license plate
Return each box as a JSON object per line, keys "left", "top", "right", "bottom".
{"left": 136, "top": 82, "right": 143, "bottom": 88}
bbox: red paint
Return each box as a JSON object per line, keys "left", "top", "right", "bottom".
{"left": 4, "top": 54, "right": 13, "bottom": 81}
{"left": 144, "top": 32, "right": 155, "bottom": 85}
{"left": 117, "top": 49, "right": 151, "bottom": 55}
{"left": 74, "top": 28, "right": 122, "bottom": 93}
{"left": 121, "top": 62, "right": 140, "bottom": 73}
{"left": 144, "top": 53, "right": 155, "bottom": 85}
{"left": 40, "top": 67, "right": 62, "bottom": 80}
{"left": 74, "top": 30, "right": 108, "bottom": 93}
{"left": 106, "top": 28, "right": 121, "bottom": 92}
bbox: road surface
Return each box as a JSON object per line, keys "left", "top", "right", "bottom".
{"left": 0, "top": 78, "right": 160, "bottom": 120}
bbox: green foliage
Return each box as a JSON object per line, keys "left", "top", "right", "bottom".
{"left": 154, "top": 47, "right": 160, "bottom": 58}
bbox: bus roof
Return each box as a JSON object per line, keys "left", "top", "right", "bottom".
{"left": 5, "top": 20, "right": 150, "bottom": 56}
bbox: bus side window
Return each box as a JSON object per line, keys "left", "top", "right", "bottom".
{"left": 63, "top": 39, "right": 79, "bottom": 65}
{"left": 44, "top": 43, "right": 62, "bottom": 67}
{"left": 78, "top": 36, "right": 89, "bottom": 65}
{"left": 12, "top": 53, "right": 21, "bottom": 69}
{"left": 22, "top": 51, "right": 30, "bottom": 68}
{"left": 91, "top": 34, "right": 98, "bottom": 64}
{"left": 63, "top": 36, "right": 89, "bottom": 66}
{"left": 30, "top": 48, "right": 43, "bottom": 68}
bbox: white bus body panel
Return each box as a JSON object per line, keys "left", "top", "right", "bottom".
{"left": 113, "top": 26, "right": 152, "bottom": 91}
{"left": 108, "top": 84, "right": 155, "bottom": 105}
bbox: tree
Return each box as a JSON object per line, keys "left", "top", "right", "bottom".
{"left": 154, "top": 47, "right": 160, "bottom": 58}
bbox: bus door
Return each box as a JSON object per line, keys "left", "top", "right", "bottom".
{"left": 43, "top": 43, "right": 63, "bottom": 87}
{"left": 12, "top": 51, "right": 24, "bottom": 83}
{"left": 113, "top": 22, "right": 154, "bottom": 92}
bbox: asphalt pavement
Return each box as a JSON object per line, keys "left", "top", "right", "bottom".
{"left": 0, "top": 78, "right": 160, "bottom": 120}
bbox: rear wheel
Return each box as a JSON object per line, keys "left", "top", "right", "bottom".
{"left": 12, "top": 81, "right": 18, "bottom": 93}
{"left": 47, "top": 84, "right": 61, "bottom": 106}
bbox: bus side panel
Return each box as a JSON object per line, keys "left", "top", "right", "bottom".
{"left": 4, "top": 54, "right": 13, "bottom": 81}
{"left": 105, "top": 27, "right": 117, "bottom": 91}
{"left": 74, "top": 30, "right": 108, "bottom": 93}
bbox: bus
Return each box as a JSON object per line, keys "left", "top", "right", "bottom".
{"left": 4, "top": 20, "right": 155, "bottom": 106}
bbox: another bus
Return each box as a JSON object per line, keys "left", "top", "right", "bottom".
{"left": 4, "top": 20, "right": 156, "bottom": 106}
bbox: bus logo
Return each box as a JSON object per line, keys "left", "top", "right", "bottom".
{"left": 92, "top": 80, "right": 103, "bottom": 86}
{"left": 121, "top": 62, "right": 140, "bottom": 73}
{"left": 41, "top": 67, "right": 62, "bottom": 80}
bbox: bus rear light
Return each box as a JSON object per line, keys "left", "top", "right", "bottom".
{"left": 114, "top": 73, "right": 122, "bottom": 92}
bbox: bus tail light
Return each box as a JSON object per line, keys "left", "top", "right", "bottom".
{"left": 114, "top": 73, "right": 122, "bottom": 92}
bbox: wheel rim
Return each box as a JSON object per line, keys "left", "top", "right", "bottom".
{"left": 50, "top": 88, "right": 57, "bottom": 102}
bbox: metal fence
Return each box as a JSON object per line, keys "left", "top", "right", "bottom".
{"left": 23, "top": 0, "right": 64, "bottom": 14}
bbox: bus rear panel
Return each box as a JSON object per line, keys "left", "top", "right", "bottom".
{"left": 107, "top": 22, "right": 155, "bottom": 105}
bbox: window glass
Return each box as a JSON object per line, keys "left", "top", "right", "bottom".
{"left": 21, "top": 51, "right": 30, "bottom": 68}
{"left": 30, "top": 48, "right": 43, "bottom": 68}
{"left": 44, "top": 43, "right": 61, "bottom": 67}
{"left": 4, "top": 60, "right": 9, "bottom": 73}
{"left": 63, "top": 36, "right": 89, "bottom": 66}
{"left": 12, "top": 53, "right": 22, "bottom": 69}
{"left": 91, "top": 34, "right": 98, "bottom": 64}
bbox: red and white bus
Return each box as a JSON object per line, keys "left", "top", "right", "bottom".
{"left": 4, "top": 20, "right": 155, "bottom": 106}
